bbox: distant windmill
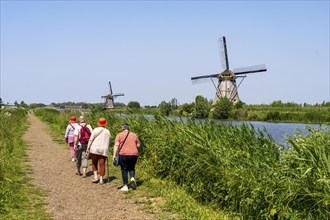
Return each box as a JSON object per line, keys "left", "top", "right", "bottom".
{"left": 101, "top": 81, "right": 124, "bottom": 109}
{"left": 191, "top": 36, "right": 267, "bottom": 105}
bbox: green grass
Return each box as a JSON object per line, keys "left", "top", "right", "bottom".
{"left": 125, "top": 174, "right": 238, "bottom": 220}
{"left": 0, "top": 109, "right": 51, "bottom": 220}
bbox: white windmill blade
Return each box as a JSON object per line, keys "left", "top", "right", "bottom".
{"left": 233, "top": 64, "right": 267, "bottom": 75}
{"left": 218, "top": 36, "right": 229, "bottom": 70}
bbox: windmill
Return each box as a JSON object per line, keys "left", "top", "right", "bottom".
{"left": 101, "top": 81, "right": 124, "bottom": 109}
{"left": 191, "top": 36, "right": 267, "bottom": 105}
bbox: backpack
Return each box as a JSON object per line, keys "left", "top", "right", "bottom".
{"left": 79, "top": 124, "right": 91, "bottom": 144}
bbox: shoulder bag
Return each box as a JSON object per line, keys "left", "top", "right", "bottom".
{"left": 86, "top": 128, "right": 105, "bottom": 159}
{"left": 113, "top": 131, "right": 130, "bottom": 166}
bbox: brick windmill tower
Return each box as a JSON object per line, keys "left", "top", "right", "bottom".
{"left": 101, "top": 81, "right": 124, "bottom": 109}
{"left": 191, "top": 36, "right": 267, "bottom": 104}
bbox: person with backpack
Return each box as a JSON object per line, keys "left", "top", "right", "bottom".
{"left": 74, "top": 116, "right": 93, "bottom": 177}
{"left": 64, "top": 116, "right": 79, "bottom": 162}
{"left": 86, "top": 118, "right": 111, "bottom": 185}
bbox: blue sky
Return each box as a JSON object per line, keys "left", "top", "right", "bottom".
{"left": 1, "top": 0, "right": 329, "bottom": 106}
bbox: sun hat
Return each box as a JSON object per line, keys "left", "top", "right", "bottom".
{"left": 98, "top": 118, "right": 107, "bottom": 127}
{"left": 69, "top": 116, "right": 77, "bottom": 123}
{"left": 121, "top": 122, "right": 130, "bottom": 130}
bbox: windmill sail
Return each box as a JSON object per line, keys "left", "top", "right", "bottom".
{"left": 219, "top": 36, "right": 229, "bottom": 70}
{"left": 191, "top": 36, "right": 267, "bottom": 105}
{"left": 234, "top": 64, "right": 267, "bottom": 75}
{"left": 102, "top": 81, "right": 124, "bottom": 109}
{"left": 109, "top": 81, "right": 113, "bottom": 94}
{"left": 113, "top": 93, "right": 124, "bottom": 97}
{"left": 191, "top": 73, "right": 219, "bottom": 82}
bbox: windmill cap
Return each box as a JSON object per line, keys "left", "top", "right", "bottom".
{"left": 98, "top": 118, "right": 107, "bottom": 127}
{"left": 69, "top": 116, "right": 77, "bottom": 123}
{"left": 121, "top": 123, "right": 130, "bottom": 130}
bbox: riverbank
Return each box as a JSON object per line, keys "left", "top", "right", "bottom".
{"left": 108, "top": 104, "right": 330, "bottom": 125}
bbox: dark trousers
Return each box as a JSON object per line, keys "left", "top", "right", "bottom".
{"left": 119, "top": 155, "right": 138, "bottom": 185}
{"left": 76, "top": 144, "right": 87, "bottom": 170}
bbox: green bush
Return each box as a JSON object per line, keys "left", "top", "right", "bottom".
{"left": 158, "top": 101, "right": 172, "bottom": 116}
{"left": 211, "top": 97, "right": 233, "bottom": 119}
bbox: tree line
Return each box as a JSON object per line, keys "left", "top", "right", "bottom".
{"left": 1, "top": 96, "right": 329, "bottom": 123}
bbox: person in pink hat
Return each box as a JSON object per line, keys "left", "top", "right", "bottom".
{"left": 86, "top": 118, "right": 111, "bottom": 184}
{"left": 64, "top": 116, "right": 79, "bottom": 161}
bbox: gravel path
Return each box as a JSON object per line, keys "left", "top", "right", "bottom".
{"left": 23, "top": 114, "right": 156, "bottom": 220}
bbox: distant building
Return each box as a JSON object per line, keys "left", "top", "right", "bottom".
{"left": 2, "top": 104, "right": 17, "bottom": 109}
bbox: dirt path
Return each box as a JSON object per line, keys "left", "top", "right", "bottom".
{"left": 23, "top": 114, "right": 156, "bottom": 220}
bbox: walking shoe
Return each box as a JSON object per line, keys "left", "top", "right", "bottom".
{"left": 119, "top": 185, "right": 128, "bottom": 191}
{"left": 71, "top": 158, "right": 76, "bottom": 162}
{"left": 130, "top": 177, "right": 137, "bottom": 190}
{"left": 92, "top": 178, "right": 99, "bottom": 183}
{"left": 82, "top": 173, "right": 87, "bottom": 178}
{"left": 99, "top": 179, "right": 104, "bottom": 185}
{"left": 75, "top": 170, "right": 82, "bottom": 176}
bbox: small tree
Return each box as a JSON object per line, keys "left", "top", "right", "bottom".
{"left": 127, "top": 101, "right": 141, "bottom": 109}
{"left": 159, "top": 101, "right": 172, "bottom": 116}
{"left": 211, "top": 97, "right": 233, "bottom": 119}
{"left": 0, "top": 97, "right": 3, "bottom": 109}
{"left": 170, "top": 98, "right": 178, "bottom": 109}
{"left": 178, "top": 103, "right": 194, "bottom": 116}
{"left": 114, "top": 102, "right": 126, "bottom": 108}
{"left": 194, "top": 95, "right": 210, "bottom": 118}
{"left": 235, "top": 100, "right": 244, "bottom": 109}
{"left": 271, "top": 100, "right": 283, "bottom": 107}
{"left": 20, "top": 101, "right": 28, "bottom": 108}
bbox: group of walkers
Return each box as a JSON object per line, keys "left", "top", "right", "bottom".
{"left": 64, "top": 115, "right": 140, "bottom": 191}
